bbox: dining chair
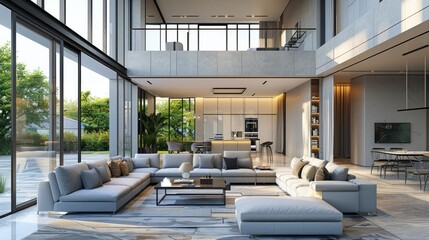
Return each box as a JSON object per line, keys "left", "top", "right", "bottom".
{"left": 405, "top": 159, "right": 429, "bottom": 190}
{"left": 167, "top": 141, "right": 184, "bottom": 154}
{"left": 370, "top": 148, "right": 389, "bottom": 175}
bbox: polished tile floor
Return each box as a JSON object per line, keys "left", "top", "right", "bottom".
{"left": 1, "top": 153, "right": 429, "bottom": 239}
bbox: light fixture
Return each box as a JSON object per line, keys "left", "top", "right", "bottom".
{"left": 262, "top": 81, "right": 267, "bottom": 85}
{"left": 246, "top": 15, "right": 268, "bottom": 18}
{"left": 213, "top": 88, "right": 246, "bottom": 94}
{"left": 147, "top": 81, "right": 152, "bottom": 85}
{"left": 178, "top": 162, "right": 193, "bottom": 179}
{"left": 252, "top": 93, "right": 256, "bottom": 96}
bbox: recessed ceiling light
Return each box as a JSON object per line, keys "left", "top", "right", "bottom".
{"left": 213, "top": 88, "right": 246, "bottom": 94}
{"left": 146, "top": 15, "right": 154, "bottom": 18}
{"left": 172, "top": 15, "right": 199, "bottom": 18}
{"left": 262, "top": 81, "right": 267, "bottom": 85}
{"left": 246, "top": 15, "right": 268, "bottom": 18}
{"left": 147, "top": 81, "right": 152, "bottom": 85}
{"left": 211, "top": 15, "right": 235, "bottom": 18}
{"left": 252, "top": 93, "right": 256, "bottom": 96}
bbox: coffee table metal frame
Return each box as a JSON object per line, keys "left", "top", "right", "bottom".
{"left": 155, "top": 178, "right": 227, "bottom": 206}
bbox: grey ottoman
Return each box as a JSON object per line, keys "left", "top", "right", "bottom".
{"left": 235, "top": 196, "right": 343, "bottom": 236}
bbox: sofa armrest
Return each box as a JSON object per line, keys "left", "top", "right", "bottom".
{"left": 349, "top": 179, "right": 377, "bottom": 214}
{"left": 310, "top": 181, "right": 359, "bottom": 192}
{"left": 37, "top": 180, "right": 55, "bottom": 213}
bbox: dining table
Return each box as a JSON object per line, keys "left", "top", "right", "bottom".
{"left": 371, "top": 150, "right": 429, "bottom": 179}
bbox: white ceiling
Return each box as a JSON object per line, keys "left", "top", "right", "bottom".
{"left": 133, "top": 77, "right": 308, "bottom": 97}
{"left": 151, "top": 0, "right": 290, "bottom": 23}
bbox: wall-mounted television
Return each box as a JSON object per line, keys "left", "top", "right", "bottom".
{"left": 374, "top": 122, "right": 411, "bottom": 143}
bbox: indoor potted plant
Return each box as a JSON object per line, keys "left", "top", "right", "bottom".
{"left": 142, "top": 113, "right": 167, "bottom": 153}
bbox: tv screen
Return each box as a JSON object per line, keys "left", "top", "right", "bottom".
{"left": 374, "top": 123, "right": 411, "bottom": 143}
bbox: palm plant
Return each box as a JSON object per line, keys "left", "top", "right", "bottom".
{"left": 142, "top": 113, "right": 168, "bottom": 153}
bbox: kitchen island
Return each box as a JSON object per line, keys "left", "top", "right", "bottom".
{"left": 210, "top": 139, "right": 251, "bottom": 153}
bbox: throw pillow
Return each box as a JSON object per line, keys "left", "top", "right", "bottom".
{"left": 80, "top": 169, "right": 102, "bottom": 189}
{"left": 109, "top": 160, "right": 121, "bottom": 177}
{"left": 290, "top": 157, "right": 302, "bottom": 169}
{"left": 314, "top": 167, "right": 331, "bottom": 181}
{"left": 326, "top": 162, "right": 349, "bottom": 181}
{"left": 223, "top": 157, "right": 238, "bottom": 170}
{"left": 95, "top": 165, "right": 111, "bottom": 183}
{"left": 301, "top": 164, "right": 317, "bottom": 181}
{"left": 292, "top": 160, "right": 309, "bottom": 178}
{"left": 120, "top": 161, "right": 130, "bottom": 176}
{"left": 123, "top": 157, "right": 134, "bottom": 172}
{"left": 238, "top": 158, "right": 253, "bottom": 169}
{"left": 199, "top": 155, "right": 214, "bottom": 168}
{"left": 133, "top": 157, "right": 151, "bottom": 168}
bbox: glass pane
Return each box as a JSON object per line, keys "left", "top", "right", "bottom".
{"left": 155, "top": 98, "right": 168, "bottom": 151}
{"left": 93, "top": 0, "right": 104, "bottom": 50}
{"left": 146, "top": 25, "right": 160, "bottom": 51}
{"left": 16, "top": 23, "right": 55, "bottom": 205}
{"left": 183, "top": 98, "right": 195, "bottom": 141}
{"left": 169, "top": 99, "right": 183, "bottom": 142}
{"left": 199, "top": 25, "right": 226, "bottom": 51}
{"left": 81, "top": 54, "right": 114, "bottom": 162}
{"left": 44, "top": 0, "right": 60, "bottom": 20}
{"left": 227, "top": 24, "right": 237, "bottom": 51}
{"left": 166, "top": 24, "right": 177, "bottom": 43}
{"left": 238, "top": 24, "right": 249, "bottom": 50}
{"left": 63, "top": 48, "right": 79, "bottom": 165}
{"left": 124, "top": 81, "right": 132, "bottom": 157}
{"left": 188, "top": 24, "right": 197, "bottom": 51}
{"left": 66, "top": 0, "right": 88, "bottom": 39}
{"left": 117, "top": 77, "right": 124, "bottom": 155}
{"left": 250, "top": 24, "right": 259, "bottom": 48}
{"left": 178, "top": 25, "right": 188, "bottom": 51}
{"left": 0, "top": 4, "right": 11, "bottom": 216}
{"left": 160, "top": 24, "right": 166, "bottom": 51}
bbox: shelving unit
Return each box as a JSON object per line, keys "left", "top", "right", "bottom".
{"left": 310, "top": 79, "right": 320, "bottom": 158}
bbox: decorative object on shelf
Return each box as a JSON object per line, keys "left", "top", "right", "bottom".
{"left": 161, "top": 177, "right": 172, "bottom": 187}
{"left": 179, "top": 162, "right": 193, "bottom": 179}
{"left": 173, "top": 178, "right": 195, "bottom": 184}
{"left": 200, "top": 175, "right": 213, "bottom": 184}
{"left": 254, "top": 165, "right": 272, "bottom": 170}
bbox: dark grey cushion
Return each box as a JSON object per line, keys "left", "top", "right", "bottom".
{"left": 80, "top": 169, "right": 102, "bottom": 189}
{"left": 223, "top": 157, "right": 238, "bottom": 170}
{"left": 301, "top": 164, "right": 317, "bottom": 181}
{"left": 123, "top": 157, "right": 134, "bottom": 172}
{"left": 95, "top": 165, "right": 111, "bottom": 183}
{"left": 133, "top": 157, "right": 150, "bottom": 168}
{"left": 315, "top": 167, "right": 331, "bottom": 181}
{"left": 199, "top": 155, "right": 214, "bottom": 168}
{"left": 55, "top": 162, "right": 89, "bottom": 196}
{"left": 238, "top": 158, "right": 253, "bottom": 169}
{"left": 291, "top": 160, "right": 308, "bottom": 178}
{"left": 86, "top": 160, "right": 112, "bottom": 178}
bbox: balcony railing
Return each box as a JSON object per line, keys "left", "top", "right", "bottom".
{"left": 131, "top": 24, "right": 316, "bottom": 52}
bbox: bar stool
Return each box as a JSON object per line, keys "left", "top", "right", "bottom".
{"left": 260, "top": 141, "right": 273, "bottom": 164}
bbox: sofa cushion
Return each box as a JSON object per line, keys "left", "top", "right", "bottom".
{"left": 290, "top": 157, "right": 302, "bottom": 169}
{"left": 221, "top": 169, "right": 256, "bottom": 177}
{"left": 291, "top": 160, "right": 308, "bottom": 178}
{"left": 120, "top": 161, "right": 130, "bottom": 176}
{"left": 134, "top": 167, "right": 159, "bottom": 176}
{"left": 198, "top": 155, "right": 214, "bottom": 169}
{"left": 87, "top": 160, "right": 112, "bottom": 178}
{"left": 154, "top": 168, "right": 183, "bottom": 177}
{"left": 133, "top": 157, "right": 151, "bottom": 168}
{"left": 48, "top": 172, "right": 61, "bottom": 202}
{"left": 134, "top": 154, "right": 160, "bottom": 168}
{"left": 310, "top": 181, "right": 359, "bottom": 192}
{"left": 123, "top": 157, "right": 134, "bottom": 172}
{"left": 109, "top": 160, "right": 121, "bottom": 177}
{"left": 104, "top": 177, "right": 142, "bottom": 189}
{"left": 314, "top": 167, "right": 331, "bottom": 181}
{"left": 301, "top": 164, "right": 317, "bottom": 181}
{"left": 193, "top": 154, "right": 223, "bottom": 169}
{"left": 55, "top": 162, "right": 89, "bottom": 196}
{"left": 223, "top": 157, "right": 238, "bottom": 169}
{"left": 238, "top": 158, "right": 253, "bottom": 169}
{"left": 190, "top": 168, "right": 222, "bottom": 177}
{"left": 81, "top": 169, "right": 102, "bottom": 190}
{"left": 125, "top": 172, "right": 151, "bottom": 181}
{"left": 326, "top": 162, "right": 349, "bottom": 181}
{"left": 59, "top": 185, "right": 130, "bottom": 202}
{"left": 95, "top": 165, "right": 111, "bottom": 183}
{"left": 162, "top": 154, "right": 193, "bottom": 168}
{"left": 303, "top": 156, "right": 328, "bottom": 168}
{"left": 109, "top": 155, "right": 123, "bottom": 161}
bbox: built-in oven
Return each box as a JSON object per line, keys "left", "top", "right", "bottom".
{"left": 244, "top": 132, "right": 259, "bottom": 151}
{"left": 245, "top": 118, "right": 258, "bottom": 133}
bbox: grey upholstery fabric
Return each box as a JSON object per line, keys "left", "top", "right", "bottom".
{"left": 87, "top": 160, "right": 112, "bottom": 178}
{"left": 48, "top": 172, "right": 61, "bottom": 202}
{"left": 55, "top": 162, "right": 89, "bottom": 196}
{"left": 134, "top": 154, "right": 160, "bottom": 168}
{"left": 301, "top": 164, "right": 317, "bottom": 181}
{"left": 199, "top": 155, "right": 214, "bottom": 168}
{"left": 104, "top": 177, "right": 142, "bottom": 190}
{"left": 326, "top": 162, "right": 349, "bottom": 181}
{"left": 59, "top": 185, "right": 130, "bottom": 202}
{"left": 236, "top": 196, "right": 343, "bottom": 222}
{"left": 221, "top": 169, "right": 256, "bottom": 177}
{"left": 190, "top": 168, "right": 222, "bottom": 177}
{"left": 133, "top": 157, "right": 150, "bottom": 168}
{"left": 109, "top": 155, "right": 123, "bottom": 161}
{"left": 95, "top": 165, "right": 111, "bottom": 183}
{"left": 310, "top": 181, "right": 359, "bottom": 191}
{"left": 237, "top": 158, "right": 253, "bottom": 169}
{"left": 133, "top": 167, "right": 159, "bottom": 176}
{"left": 154, "top": 168, "right": 183, "bottom": 177}
{"left": 124, "top": 172, "right": 151, "bottom": 181}
{"left": 162, "top": 154, "right": 192, "bottom": 168}
{"left": 224, "top": 151, "right": 250, "bottom": 159}
{"left": 123, "top": 157, "right": 134, "bottom": 172}
{"left": 192, "top": 154, "right": 223, "bottom": 169}
{"left": 81, "top": 169, "right": 103, "bottom": 189}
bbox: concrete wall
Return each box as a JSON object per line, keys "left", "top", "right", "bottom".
{"left": 335, "top": 0, "right": 380, "bottom": 34}
{"left": 281, "top": 0, "right": 318, "bottom": 50}
{"left": 317, "top": 0, "right": 429, "bottom": 75}
{"left": 126, "top": 51, "right": 315, "bottom": 77}
{"left": 285, "top": 80, "right": 311, "bottom": 157}
{"left": 351, "top": 75, "right": 427, "bottom": 166}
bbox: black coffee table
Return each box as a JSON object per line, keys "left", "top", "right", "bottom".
{"left": 154, "top": 178, "right": 228, "bottom": 206}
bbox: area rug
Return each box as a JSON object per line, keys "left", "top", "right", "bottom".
{"left": 24, "top": 185, "right": 400, "bottom": 240}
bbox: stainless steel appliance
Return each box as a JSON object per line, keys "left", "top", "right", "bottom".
{"left": 245, "top": 117, "right": 259, "bottom": 151}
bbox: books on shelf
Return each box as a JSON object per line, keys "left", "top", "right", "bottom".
{"left": 311, "top": 105, "right": 318, "bottom": 113}
{"left": 311, "top": 139, "right": 318, "bottom": 149}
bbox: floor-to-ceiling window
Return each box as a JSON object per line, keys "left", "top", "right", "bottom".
{"left": 80, "top": 53, "right": 114, "bottom": 162}
{"left": 16, "top": 22, "right": 57, "bottom": 205}
{"left": 0, "top": 3, "right": 11, "bottom": 216}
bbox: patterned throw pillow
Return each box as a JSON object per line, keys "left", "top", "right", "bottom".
{"left": 109, "top": 160, "right": 121, "bottom": 177}
{"left": 120, "top": 161, "right": 130, "bottom": 176}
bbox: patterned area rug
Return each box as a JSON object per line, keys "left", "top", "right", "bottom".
{"left": 24, "top": 185, "right": 400, "bottom": 240}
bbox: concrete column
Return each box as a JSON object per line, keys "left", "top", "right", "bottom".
{"left": 321, "top": 75, "right": 334, "bottom": 162}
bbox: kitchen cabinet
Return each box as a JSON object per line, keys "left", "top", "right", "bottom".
{"left": 258, "top": 98, "right": 273, "bottom": 114}
{"left": 244, "top": 98, "right": 258, "bottom": 114}
{"left": 203, "top": 98, "right": 217, "bottom": 114}
{"left": 231, "top": 98, "right": 244, "bottom": 114}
